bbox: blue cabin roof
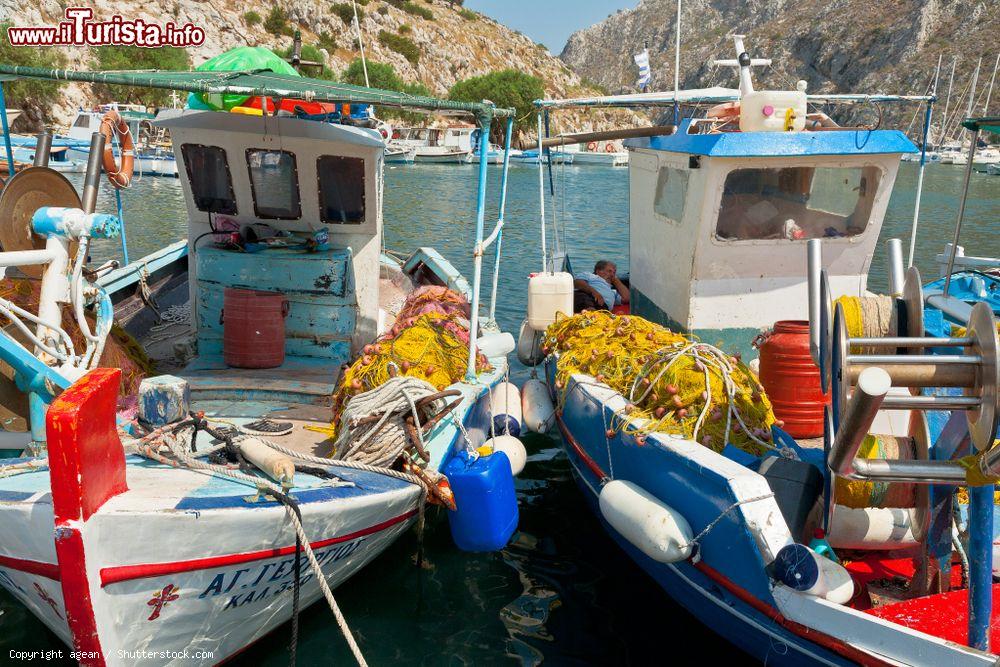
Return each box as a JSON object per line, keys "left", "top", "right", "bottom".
{"left": 625, "top": 118, "right": 918, "bottom": 158}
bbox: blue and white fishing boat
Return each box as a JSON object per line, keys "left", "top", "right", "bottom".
{"left": 0, "top": 60, "right": 523, "bottom": 665}
{"left": 518, "top": 35, "right": 1000, "bottom": 665}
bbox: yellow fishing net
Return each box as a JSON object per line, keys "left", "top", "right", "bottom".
{"left": 835, "top": 434, "right": 915, "bottom": 508}
{"left": 544, "top": 311, "right": 776, "bottom": 455}
{"left": 330, "top": 310, "right": 491, "bottom": 437}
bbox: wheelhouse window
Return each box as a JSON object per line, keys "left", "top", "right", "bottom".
{"left": 246, "top": 149, "right": 301, "bottom": 219}
{"left": 653, "top": 167, "right": 689, "bottom": 223}
{"left": 317, "top": 155, "right": 366, "bottom": 224}
{"left": 715, "top": 166, "right": 881, "bottom": 241}
{"left": 181, "top": 144, "right": 237, "bottom": 214}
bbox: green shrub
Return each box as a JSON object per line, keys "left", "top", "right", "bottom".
{"left": 242, "top": 11, "right": 261, "bottom": 26}
{"left": 279, "top": 43, "right": 335, "bottom": 79}
{"left": 398, "top": 23, "right": 412, "bottom": 34}
{"left": 457, "top": 8, "right": 477, "bottom": 20}
{"left": 93, "top": 45, "right": 190, "bottom": 107}
{"left": 317, "top": 31, "right": 337, "bottom": 51}
{"left": 377, "top": 5, "right": 389, "bottom": 14}
{"left": 331, "top": 3, "right": 359, "bottom": 25}
{"left": 401, "top": 2, "right": 433, "bottom": 19}
{"left": 378, "top": 30, "right": 420, "bottom": 64}
{"left": 449, "top": 69, "right": 544, "bottom": 141}
{"left": 264, "top": 6, "right": 289, "bottom": 36}
{"left": 0, "top": 23, "right": 65, "bottom": 123}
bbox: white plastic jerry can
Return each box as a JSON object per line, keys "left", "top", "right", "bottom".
{"left": 527, "top": 272, "right": 574, "bottom": 332}
{"left": 740, "top": 85, "right": 808, "bottom": 133}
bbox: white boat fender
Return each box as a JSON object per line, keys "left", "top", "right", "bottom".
{"left": 522, "top": 378, "right": 556, "bottom": 434}
{"left": 484, "top": 435, "right": 526, "bottom": 476}
{"left": 770, "top": 543, "right": 854, "bottom": 604}
{"left": 826, "top": 505, "right": 919, "bottom": 550}
{"left": 516, "top": 319, "right": 545, "bottom": 366}
{"left": 490, "top": 382, "right": 522, "bottom": 437}
{"left": 239, "top": 437, "right": 296, "bottom": 487}
{"left": 599, "top": 480, "right": 694, "bottom": 564}
{"left": 478, "top": 331, "right": 516, "bottom": 359}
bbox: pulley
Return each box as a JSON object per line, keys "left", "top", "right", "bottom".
{"left": 0, "top": 166, "right": 81, "bottom": 278}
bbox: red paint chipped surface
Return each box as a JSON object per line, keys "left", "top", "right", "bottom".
{"left": 864, "top": 583, "right": 1000, "bottom": 648}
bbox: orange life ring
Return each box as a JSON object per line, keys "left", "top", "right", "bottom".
{"left": 605, "top": 143, "right": 616, "bottom": 153}
{"left": 99, "top": 110, "right": 134, "bottom": 189}
{"left": 587, "top": 141, "right": 598, "bottom": 151}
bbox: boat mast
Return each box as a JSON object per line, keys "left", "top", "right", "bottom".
{"left": 352, "top": 0, "right": 370, "bottom": 87}
{"left": 983, "top": 52, "right": 999, "bottom": 115}
{"left": 673, "top": 0, "right": 681, "bottom": 123}
{"left": 938, "top": 56, "right": 956, "bottom": 146}
{"left": 906, "top": 55, "right": 941, "bottom": 268}
{"left": 964, "top": 57, "right": 982, "bottom": 127}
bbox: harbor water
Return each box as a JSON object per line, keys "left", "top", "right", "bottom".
{"left": 1, "top": 162, "right": 996, "bottom": 664}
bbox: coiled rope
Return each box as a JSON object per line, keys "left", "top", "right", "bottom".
{"left": 333, "top": 376, "right": 439, "bottom": 467}
{"left": 835, "top": 295, "right": 898, "bottom": 354}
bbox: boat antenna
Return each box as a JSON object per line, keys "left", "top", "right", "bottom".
{"left": 938, "top": 56, "right": 957, "bottom": 146}
{"left": 713, "top": 34, "right": 771, "bottom": 97}
{"left": 352, "top": 0, "right": 370, "bottom": 88}
{"left": 984, "top": 52, "right": 999, "bottom": 114}
{"left": 673, "top": 0, "right": 681, "bottom": 123}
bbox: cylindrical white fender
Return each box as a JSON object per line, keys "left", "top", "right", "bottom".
{"left": 522, "top": 378, "right": 555, "bottom": 434}
{"left": 486, "top": 435, "right": 526, "bottom": 476}
{"left": 240, "top": 437, "right": 295, "bottom": 486}
{"left": 479, "top": 331, "right": 515, "bottom": 359}
{"left": 599, "top": 480, "right": 693, "bottom": 563}
{"left": 827, "top": 505, "right": 919, "bottom": 550}
{"left": 490, "top": 382, "right": 522, "bottom": 437}
{"left": 517, "top": 319, "right": 545, "bottom": 366}
{"left": 772, "top": 543, "right": 854, "bottom": 604}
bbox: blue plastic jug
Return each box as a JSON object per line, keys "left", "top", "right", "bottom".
{"left": 444, "top": 450, "right": 518, "bottom": 552}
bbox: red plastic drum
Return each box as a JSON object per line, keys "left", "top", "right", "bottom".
{"left": 757, "top": 320, "right": 829, "bottom": 438}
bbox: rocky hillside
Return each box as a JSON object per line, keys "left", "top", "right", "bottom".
{"left": 562, "top": 0, "right": 1000, "bottom": 132}
{"left": 0, "top": 0, "right": 634, "bottom": 139}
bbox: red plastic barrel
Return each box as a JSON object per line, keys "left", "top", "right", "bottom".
{"left": 221, "top": 288, "right": 288, "bottom": 369}
{"left": 757, "top": 320, "right": 829, "bottom": 438}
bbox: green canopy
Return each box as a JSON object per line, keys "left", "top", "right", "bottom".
{"left": 0, "top": 64, "right": 514, "bottom": 121}
{"left": 961, "top": 117, "right": 1000, "bottom": 134}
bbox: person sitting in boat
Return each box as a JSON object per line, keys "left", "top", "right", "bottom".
{"left": 574, "top": 260, "right": 629, "bottom": 311}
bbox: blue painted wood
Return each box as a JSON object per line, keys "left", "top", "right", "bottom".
{"left": 196, "top": 247, "right": 350, "bottom": 296}
{"left": 546, "top": 360, "right": 778, "bottom": 604}
{"left": 197, "top": 285, "right": 356, "bottom": 339}
{"left": 137, "top": 375, "right": 190, "bottom": 426}
{"left": 197, "top": 336, "right": 351, "bottom": 366}
{"left": 403, "top": 247, "right": 472, "bottom": 299}
{"left": 627, "top": 118, "right": 917, "bottom": 158}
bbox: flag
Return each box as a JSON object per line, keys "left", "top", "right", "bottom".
{"left": 634, "top": 49, "right": 651, "bottom": 89}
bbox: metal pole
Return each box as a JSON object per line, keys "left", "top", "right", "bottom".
{"left": 489, "top": 116, "right": 514, "bottom": 321}
{"left": 828, "top": 367, "right": 891, "bottom": 477}
{"left": 465, "top": 115, "right": 492, "bottom": 381}
{"left": 968, "top": 483, "right": 993, "bottom": 651}
{"left": 0, "top": 84, "right": 15, "bottom": 177}
{"left": 887, "top": 238, "right": 905, "bottom": 296}
{"left": 907, "top": 101, "right": 934, "bottom": 268}
{"left": 939, "top": 57, "right": 957, "bottom": 147}
{"left": 537, "top": 111, "right": 547, "bottom": 273}
{"left": 33, "top": 132, "right": 52, "bottom": 168}
{"left": 807, "top": 239, "right": 822, "bottom": 365}
{"left": 81, "top": 132, "right": 106, "bottom": 214}
{"left": 942, "top": 128, "right": 979, "bottom": 297}
{"left": 115, "top": 188, "right": 129, "bottom": 265}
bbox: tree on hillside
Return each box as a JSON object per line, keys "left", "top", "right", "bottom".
{"left": 0, "top": 23, "right": 65, "bottom": 129}
{"left": 342, "top": 59, "right": 430, "bottom": 123}
{"left": 448, "top": 70, "right": 544, "bottom": 143}
{"left": 92, "top": 46, "right": 190, "bottom": 108}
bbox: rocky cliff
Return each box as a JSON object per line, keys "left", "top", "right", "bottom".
{"left": 0, "top": 0, "right": 632, "bottom": 137}
{"left": 562, "top": 0, "right": 1000, "bottom": 131}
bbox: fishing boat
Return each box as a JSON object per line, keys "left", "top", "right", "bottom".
{"left": 0, "top": 60, "right": 523, "bottom": 665}
{"left": 384, "top": 144, "right": 416, "bottom": 163}
{"left": 517, "top": 34, "right": 1000, "bottom": 665}
{"left": 391, "top": 125, "right": 477, "bottom": 163}
{"left": 563, "top": 143, "right": 629, "bottom": 167}
{"left": 510, "top": 149, "right": 574, "bottom": 166}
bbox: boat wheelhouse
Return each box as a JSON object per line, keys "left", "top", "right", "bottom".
{"left": 0, "top": 62, "right": 521, "bottom": 666}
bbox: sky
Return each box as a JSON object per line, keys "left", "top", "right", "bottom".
{"left": 464, "top": 0, "right": 639, "bottom": 55}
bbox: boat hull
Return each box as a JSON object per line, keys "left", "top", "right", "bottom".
{"left": 547, "top": 361, "right": 997, "bottom": 667}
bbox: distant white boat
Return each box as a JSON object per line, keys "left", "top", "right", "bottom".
{"left": 566, "top": 146, "right": 629, "bottom": 166}
{"left": 65, "top": 104, "right": 179, "bottom": 177}
{"left": 392, "top": 125, "right": 477, "bottom": 163}
{"left": 384, "top": 144, "right": 416, "bottom": 163}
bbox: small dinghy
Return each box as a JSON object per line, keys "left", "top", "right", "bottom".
{"left": 519, "top": 34, "right": 1000, "bottom": 666}
{"left": 0, "top": 60, "right": 521, "bottom": 665}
